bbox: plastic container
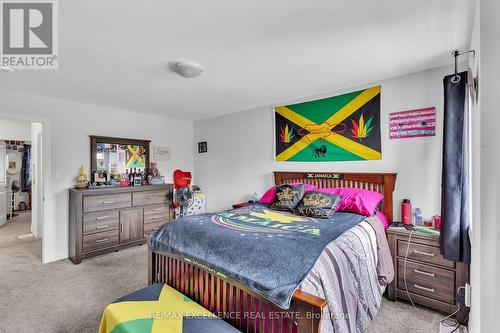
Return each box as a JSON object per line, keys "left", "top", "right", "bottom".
{"left": 414, "top": 208, "right": 423, "bottom": 226}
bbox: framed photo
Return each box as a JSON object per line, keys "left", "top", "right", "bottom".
{"left": 198, "top": 141, "right": 208, "bottom": 153}
{"left": 153, "top": 146, "right": 171, "bottom": 161}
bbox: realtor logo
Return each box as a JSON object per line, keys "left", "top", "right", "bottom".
{"left": 1, "top": 0, "right": 58, "bottom": 69}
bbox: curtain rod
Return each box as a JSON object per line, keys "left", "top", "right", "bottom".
{"left": 451, "top": 49, "right": 475, "bottom": 83}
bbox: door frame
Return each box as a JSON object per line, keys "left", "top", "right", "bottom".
{"left": 0, "top": 111, "right": 52, "bottom": 263}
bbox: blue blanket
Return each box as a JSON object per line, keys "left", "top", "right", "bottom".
{"left": 149, "top": 204, "right": 365, "bottom": 309}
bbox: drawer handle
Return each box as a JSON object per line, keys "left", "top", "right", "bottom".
{"left": 414, "top": 250, "right": 435, "bottom": 257}
{"left": 147, "top": 196, "right": 156, "bottom": 199}
{"left": 414, "top": 269, "right": 435, "bottom": 277}
{"left": 95, "top": 215, "right": 109, "bottom": 221}
{"left": 95, "top": 238, "right": 108, "bottom": 243}
{"left": 102, "top": 200, "right": 115, "bottom": 204}
{"left": 95, "top": 225, "right": 109, "bottom": 230}
{"left": 153, "top": 208, "right": 163, "bottom": 211}
{"left": 152, "top": 215, "right": 162, "bottom": 220}
{"left": 414, "top": 284, "right": 435, "bottom": 293}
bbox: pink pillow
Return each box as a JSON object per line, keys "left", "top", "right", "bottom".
{"left": 317, "top": 187, "right": 383, "bottom": 217}
{"left": 259, "top": 183, "right": 318, "bottom": 204}
{"left": 376, "top": 211, "right": 390, "bottom": 230}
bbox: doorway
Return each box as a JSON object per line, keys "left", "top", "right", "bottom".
{"left": 0, "top": 118, "right": 44, "bottom": 261}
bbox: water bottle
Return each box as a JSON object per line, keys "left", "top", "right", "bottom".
{"left": 414, "top": 208, "right": 423, "bottom": 226}
{"left": 401, "top": 199, "right": 412, "bottom": 225}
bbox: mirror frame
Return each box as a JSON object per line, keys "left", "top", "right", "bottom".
{"left": 89, "top": 135, "right": 151, "bottom": 173}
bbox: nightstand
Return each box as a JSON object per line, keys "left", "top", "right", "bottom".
{"left": 386, "top": 226, "right": 469, "bottom": 323}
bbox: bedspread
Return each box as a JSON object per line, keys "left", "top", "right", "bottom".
{"left": 299, "top": 215, "right": 393, "bottom": 333}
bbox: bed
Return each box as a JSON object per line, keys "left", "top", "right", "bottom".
{"left": 148, "top": 171, "right": 397, "bottom": 333}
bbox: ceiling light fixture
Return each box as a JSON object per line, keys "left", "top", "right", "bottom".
{"left": 0, "top": 65, "right": 14, "bottom": 73}
{"left": 170, "top": 61, "right": 204, "bottom": 78}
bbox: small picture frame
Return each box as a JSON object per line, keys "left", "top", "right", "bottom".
{"left": 198, "top": 141, "right": 208, "bottom": 153}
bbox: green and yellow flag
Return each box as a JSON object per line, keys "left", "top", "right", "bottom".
{"left": 275, "top": 86, "right": 382, "bottom": 161}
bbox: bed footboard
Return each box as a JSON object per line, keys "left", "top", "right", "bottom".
{"left": 149, "top": 250, "right": 326, "bottom": 333}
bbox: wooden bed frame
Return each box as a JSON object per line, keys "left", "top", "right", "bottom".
{"left": 149, "top": 171, "right": 397, "bottom": 333}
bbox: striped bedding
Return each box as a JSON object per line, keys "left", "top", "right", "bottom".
{"left": 299, "top": 216, "right": 392, "bottom": 333}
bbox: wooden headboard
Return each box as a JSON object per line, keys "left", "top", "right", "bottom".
{"left": 274, "top": 171, "right": 397, "bottom": 223}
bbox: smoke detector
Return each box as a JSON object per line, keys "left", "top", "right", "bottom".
{"left": 170, "top": 61, "right": 204, "bottom": 78}
{"left": 0, "top": 65, "right": 14, "bottom": 73}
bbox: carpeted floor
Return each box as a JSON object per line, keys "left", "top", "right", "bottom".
{"left": 0, "top": 211, "right": 450, "bottom": 333}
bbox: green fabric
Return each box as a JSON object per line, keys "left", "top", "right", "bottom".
{"left": 287, "top": 90, "right": 363, "bottom": 124}
{"left": 110, "top": 318, "right": 154, "bottom": 333}
{"left": 287, "top": 140, "right": 364, "bottom": 161}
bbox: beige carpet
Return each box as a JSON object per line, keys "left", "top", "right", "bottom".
{"left": 0, "top": 211, "right": 451, "bottom": 333}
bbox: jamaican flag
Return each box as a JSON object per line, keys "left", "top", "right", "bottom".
{"left": 98, "top": 284, "right": 240, "bottom": 333}
{"left": 275, "top": 86, "right": 381, "bottom": 161}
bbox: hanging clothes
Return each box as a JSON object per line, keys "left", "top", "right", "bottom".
{"left": 21, "top": 144, "right": 32, "bottom": 191}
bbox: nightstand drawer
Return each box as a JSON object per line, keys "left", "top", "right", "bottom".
{"left": 397, "top": 240, "right": 454, "bottom": 268}
{"left": 397, "top": 270, "right": 455, "bottom": 303}
{"left": 397, "top": 259, "right": 455, "bottom": 291}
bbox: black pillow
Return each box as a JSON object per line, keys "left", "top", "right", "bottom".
{"left": 269, "top": 184, "right": 305, "bottom": 211}
{"left": 295, "top": 191, "right": 342, "bottom": 219}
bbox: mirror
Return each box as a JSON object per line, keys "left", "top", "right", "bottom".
{"left": 90, "top": 136, "right": 150, "bottom": 176}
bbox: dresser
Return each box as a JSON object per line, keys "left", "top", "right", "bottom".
{"left": 69, "top": 184, "right": 173, "bottom": 264}
{"left": 386, "top": 227, "right": 469, "bottom": 323}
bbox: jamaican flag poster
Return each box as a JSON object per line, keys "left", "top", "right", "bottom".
{"left": 275, "top": 86, "right": 382, "bottom": 161}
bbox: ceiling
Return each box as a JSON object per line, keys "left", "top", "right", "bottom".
{"left": 0, "top": 0, "right": 474, "bottom": 121}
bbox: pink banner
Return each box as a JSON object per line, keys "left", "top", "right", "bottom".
{"left": 389, "top": 107, "right": 436, "bottom": 139}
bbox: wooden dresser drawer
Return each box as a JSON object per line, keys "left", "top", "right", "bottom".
{"left": 397, "top": 240, "right": 454, "bottom": 268}
{"left": 397, "top": 260, "right": 455, "bottom": 303}
{"left": 144, "top": 204, "right": 170, "bottom": 224}
{"left": 82, "top": 229, "right": 119, "bottom": 253}
{"left": 144, "top": 220, "right": 167, "bottom": 237}
{"left": 133, "top": 190, "right": 169, "bottom": 206}
{"left": 397, "top": 259, "right": 455, "bottom": 302}
{"left": 83, "top": 211, "right": 119, "bottom": 235}
{"left": 83, "top": 193, "right": 131, "bottom": 213}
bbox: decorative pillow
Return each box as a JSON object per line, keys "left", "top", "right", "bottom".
{"left": 317, "top": 187, "right": 383, "bottom": 217}
{"left": 295, "top": 191, "right": 342, "bottom": 219}
{"left": 269, "top": 184, "right": 306, "bottom": 211}
{"left": 259, "top": 183, "right": 317, "bottom": 204}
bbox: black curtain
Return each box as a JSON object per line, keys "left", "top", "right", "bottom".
{"left": 440, "top": 71, "right": 471, "bottom": 263}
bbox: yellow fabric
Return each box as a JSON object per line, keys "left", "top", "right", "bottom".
{"left": 275, "top": 86, "right": 382, "bottom": 161}
{"left": 98, "top": 285, "right": 216, "bottom": 333}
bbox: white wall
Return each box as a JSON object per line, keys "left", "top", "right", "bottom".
{"left": 468, "top": 0, "right": 482, "bottom": 331}
{"left": 194, "top": 66, "right": 453, "bottom": 222}
{"left": 0, "top": 119, "right": 31, "bottom": 141}
{"left": 31, "top": 122, "right": 43, "bottom": 238}
{"left": 478, "top": 0, "right": 499, "bottom": 331}
{"left": 0, "top": 90, "right": 194, "bottom": 263}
